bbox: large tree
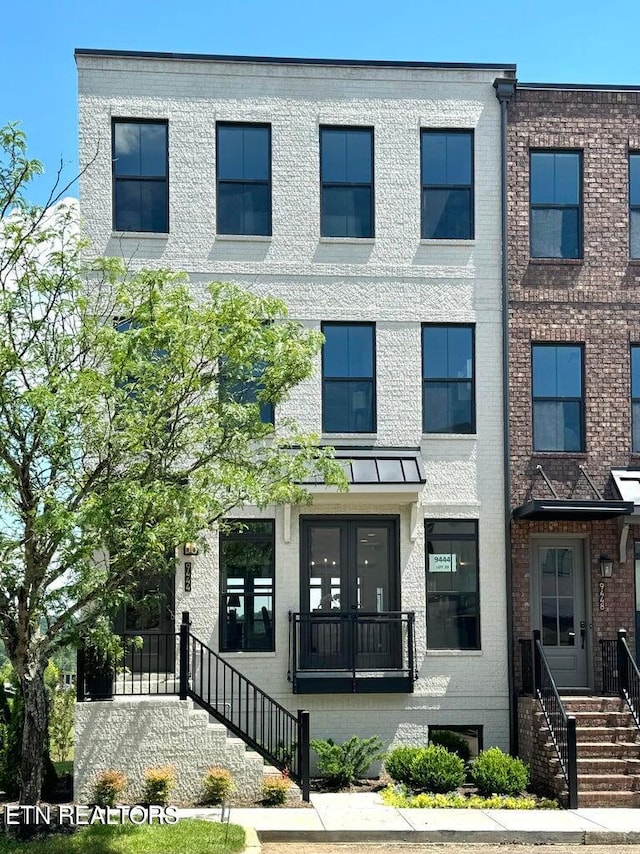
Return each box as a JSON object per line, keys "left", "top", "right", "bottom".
{"left": 0, "top": 124, "right": 346, "bottom": 804}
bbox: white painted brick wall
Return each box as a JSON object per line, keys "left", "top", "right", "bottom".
{"left": 77, "top": 54, "right": 510, "bottom": 758}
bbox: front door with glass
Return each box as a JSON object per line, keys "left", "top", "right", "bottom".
{"left": 300, "top": 517, "right": 399, "bottom": 670}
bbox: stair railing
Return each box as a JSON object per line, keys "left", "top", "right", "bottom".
{"left": 616, "top": 628, "right": 640, "bottom": 730}
{"left": 179, "top": 612, "right": 310, "bottom": 800}
{"left": 532, "top": 629, "right": 578, "bottom": 809}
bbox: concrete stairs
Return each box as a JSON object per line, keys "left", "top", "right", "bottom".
{"left": 538, "top": 696, "right": 640, "bottom": 807}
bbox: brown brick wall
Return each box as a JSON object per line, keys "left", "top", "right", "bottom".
{"left": 508, "top": 88, "right": 640, "bottom": 689}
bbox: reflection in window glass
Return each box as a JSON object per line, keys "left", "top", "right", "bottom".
{"left": 113, "top": 120, "right": 168, "bottom": 232}
{"left": 532, "top": 344, "right": 583, "bottom": 452}
{"left": 530, "top": 151, "right": 581, "bottom": 258}
{"left": 320, "top": 127, "right": 373, "bottom": 238}
{"left": 322, "top": 323, "right": 375, "bottom": 432}
{"left": 422, "top": 326, "right": 474, "bottom": 433}
{"left": 216, "top": 124, "right": 271, "bottom": 236}
{"left": 421, "top": 131, "right": 473, "bottom": 239}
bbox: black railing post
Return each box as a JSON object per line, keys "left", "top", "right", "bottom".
{"left": 76, "top": 643, "right": 86, "bottom": 702}
{"left": 567, "top": 715, "right": 578, "bottom": 809}
{"left": 532, "top": 629, "right": 542, "bottom": 695}
{"left": 179, "top": 611, "right": 191, "bottom": 700}
{"left": 408, "top": 613, "right": 415, "bottom": 679}
{"left": 618, "top": 628, "right": 629, "bottom": 697}
{"left": 297, "top": 709, "right": 310, "bottom": 802}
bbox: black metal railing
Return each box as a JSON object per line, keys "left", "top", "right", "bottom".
{"left": 600, "top": 638, "right": 618, "bottom": 695}
{"left": 616, "top": 628, "right": 640, "bottom": 730}
{"left": 288, "top": 610, "right": 416, "bottom": 687}
{"left": 181, "top": 613, "right": 309, "bottom": 800}
{"left": 518, "top": 637, "right": 533, "bottom": 695}
{"left": 77, "top": 632, "right": 179, "bottom": 701}
{"left": 532, "top": 629, "right": 578, "bottom": 810}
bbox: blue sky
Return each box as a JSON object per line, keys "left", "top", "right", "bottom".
{"left": 3, "top": 0, "right": 639, "bottom": 205}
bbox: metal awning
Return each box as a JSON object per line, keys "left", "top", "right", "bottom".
{"left": 611, "top": 468, "right": 640, "bottom": 512}
{"left": 513, "top": 498, "right": 634, "bottom": 521}
{"left": 300, "top": 448, "right": 425, "bottom": 486}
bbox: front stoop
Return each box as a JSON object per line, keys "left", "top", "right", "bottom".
{"left": 74, "top": 696, "right": 271, "bottom": 804}
{"left": 558, "top": 697, "right": 640, "bottom": 807}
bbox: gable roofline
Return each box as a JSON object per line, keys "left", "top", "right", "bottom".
{"left": 74, "top": 47, "right": 516, "bottom": 73}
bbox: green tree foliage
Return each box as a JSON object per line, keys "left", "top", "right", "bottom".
{"left": 0, "top": 123, "right": 347, "bottom": 804}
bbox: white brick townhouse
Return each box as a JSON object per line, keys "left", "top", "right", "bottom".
{"left": 75, "top": 49, "right": 515, "bottom": 798}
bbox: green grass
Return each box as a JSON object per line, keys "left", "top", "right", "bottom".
{"left": 0, "top": 819, "right": 245, "bottom": 854}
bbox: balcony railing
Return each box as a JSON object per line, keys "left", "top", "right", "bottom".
{"left": 288, "top": 610, "right": 416, "bottom": 694}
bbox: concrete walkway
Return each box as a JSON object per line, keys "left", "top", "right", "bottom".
{"left": 178, "top": 792, "right": 640, "bottom": 844}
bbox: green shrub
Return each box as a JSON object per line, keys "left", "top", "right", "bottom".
{"left": 429, "top": 729, "right": 471, "bottom": 762}
{"left": 262, "top": 772, "right": 291, "bottom": 806}
{"left": 142, "top": 765, "right": 176, "bottom": 806}
{"left": 310, "top": 734, "right": 384, "bottom": 788}
{"left": 49, "top": 687, "right": 75, "bottom": 763}
{"left": 381, "top": 786, "right": 558, "bottom": 809}
{"left": 91, "top": 770, "right": 128, "bottom": 807}
{"left": 202, "top": 767, "right": 234, "bottom": 805}
{"left": 470, "top": 747, "right": 529, "bottom": 796}
{"left": 385, "top": 745, "right": 465, "bottom": 793}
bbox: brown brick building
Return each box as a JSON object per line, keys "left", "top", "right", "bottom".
{"left": 507, "top": 83, "right": 640, "bottom": 694}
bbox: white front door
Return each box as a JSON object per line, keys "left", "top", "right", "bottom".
{"left": 533, "top": 540, "right": 588, "bottom": 689}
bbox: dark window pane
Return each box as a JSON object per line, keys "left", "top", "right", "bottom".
{"left": 427, "top": 520, "right": 476, "bottom": 537}
{"left": 114, "top": 123, "right": 142, "bottom": 176}
{"left": 427, "top": 593, "right": 479, "bottom": 649}
{"left": 217, "top": 126, "right": 244, "bottom": 179}
{"left": 221, "top": 529, "right": 274, "bottom": 652}
{"left": 556, "top": 347, "right": 582, "bottom": 397}
{"left": 531, "top": 207, "right": 579, "bottom": 258}
{"left": 217, "top": 182, "right": 244, "bottom": 234}
{"left": 139, "top": 124, "right": 167, "bottom": 176}
{"left": 531, "top": 152, "right": 579, "bottom": 205}
{"left": 114, "top": 123, "right": 166, "bottom": 177}
{"left": 422, "top": 132, "right": 472, "bottom": 186}
{"left": 631, "top": 209, "right": 640, "bottom": 259}
{"left": 424, "top": 381, "right": 473, "bottom": 433}
{"left": 422, "top": 188, "right": 472, "bottom": 239}
{"left": 321, "top": 130, "right": 348, "bottom": 182}
{"left": 323, "top": 380, "right": 373, "bottom": 432}
{"left": 322, "top": 186, "right": 372, "bottom": 237}
{"left": 423, "top": 327, "right": 472, "bottom": 379}
{"left": 533, "top": 400, "right": 582, "bottom": 452}
{"left": 115, "top": 180, "right": 167, "bottom": 232}
{"left": 242, "top": 127, "right": 269, "bottom": 180}
{"left": 633, "top": 401, "right": 640, "bottom": 453}
{"left": 633, "top": 347, "right": 640, "bottom": 398}
{"left": 542, "top": 597, "right": 558, "bottom": 645}
{"left": 530, "top": 153, "right": 555, "bottom": 205}
{"left": 217, "top": 125, "right": 269, "bottom": 181}
{"left": 218, "top": 182, "right": 270, "bottom": 236}
{"left": 422, "top": 133, "right": 447, "bottom": 184}
{"left": 321, "top": 129, "right": 372, "bottom": 183}
{"left": 445, "top": 133, "right": 472, "bottom": 185}
{"left": 631, "top": 155, "right": 640, "bottom": 206}
{"left": 533, "top": 345, "right": 581, "bottom": 397}
{"left": 532, "top": 346, "right": 559, "bottom": 396}
{"left": 323, "top": 325, "right": 373, "bottom": 377}
{"left": 345, "top": 130, "right": 372, "bottom": 183}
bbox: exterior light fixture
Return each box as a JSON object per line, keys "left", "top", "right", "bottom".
{"left": 600, "top": 555, "right": 613, "bottom": 578}
{"left": 184, "top": 542, "right": 199, "bottom": 556}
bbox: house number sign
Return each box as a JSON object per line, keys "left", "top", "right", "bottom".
{"left": 599, "top": 581, "right": 605, "bottom": 611}
{"left": 184, "top": 562, "right": 192, "bottom": 593}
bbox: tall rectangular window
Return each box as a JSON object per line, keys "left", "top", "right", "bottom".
{"left": 532, "top": 344, "right": 583, "bottom": 452}
{"left": 426, "top": 520, "right": 480, "bottom": 650}
{"left": 632, "top": 346, "right": 640, "bottom": 452}
{"left": 421, "top": 130, "right": 473, "bottom": 239}
{"left": 112, "top": 120, "right": 168, "bottom": 233}
{"left": 320, "top": 127, "right": 374, "bottom": 238}
{"left": 322, "top": 323, "right": 375, "bottom": 432}
{"left": 216, "top": 124, "right": 271, "bottom": 236}
{"left": 530, "top": 151, "right": 582, "bottom": 259}
{"left": 220, "top": 521, "right": 275, "bottom": 652}
{"left": 630, "top": 154, "right": 640, "bottom": 259}
{"left": 422, "top": 325, "right": 474, "bottom": 433}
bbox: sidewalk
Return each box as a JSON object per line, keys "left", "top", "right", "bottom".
{"left": 178, "top": 792, "right": 640, "bottom": 845}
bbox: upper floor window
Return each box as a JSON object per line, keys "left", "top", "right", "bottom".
{"left": 421, "top": 131, "right": 473, "bottom": 239}
{"left": 532, "top": 344, "right": 583, "bottom": 452}
{"left": 630, "top": 154, "right": 640, "bottom": 259}
{"left": 112, "top": 120, "right": 168, "bottom": 233}
{"left": 530, "top": 151, "right": 582, "bottom": 259}
{"left": 320, "top": 127, "right": 374, "bottom": 238}
{"left": 220, "top": 521, "right": 275, "bottom": 652}
{"left": 216, "top": 124, "right": 271, "bottom": 236}
{"left": 422, "top": 325, "right": 474, "bottom": 434}
{"left": 632, "top": 346, "right": 640, "bottom": 452}
{"left": 322, "top": 323, "right": 375, "bottom": 432}
{"left": 426, "top": 520, "right": 480, "bottom": 650}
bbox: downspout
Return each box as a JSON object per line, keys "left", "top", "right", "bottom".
{"left": 493, "top": 76, "right": 517, "bottom": 754}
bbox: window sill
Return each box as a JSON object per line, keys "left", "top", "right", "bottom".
{"left": 220, "top": 651, "right": 277, "bottom": 658}
{"left": 215, "top": 234, "right": 272, "bottom": 242}
{"left": 111, "top": 231, "right": 169, "bottom": 240}
{"left": 628, "top": 259, "right": 640, "bottom": 265}
{"left": 528, "top": 258, "right": 583, "bottom": 265}
{"left": 532, "top": 451, "right": 587, "bottom": 458}
{"left": 420, "top": 239, "right": 476, "bottom": 246}
{"left": 319, "top": 237, "right": 375, "bottom": 244}
{"left": 426, "top": 649, "right": 483, "bottom": 656}
{"left": 321, "top": 433, "right": 377, "bottom": 441}
{"left": 422, "top": 433, "right": 476, "bottom": 440}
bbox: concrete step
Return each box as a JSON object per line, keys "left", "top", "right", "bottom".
{"left": 575, "top": 773, "right": 639, "bottom": 791}
{"left": 574, "top": 726, "right": 640, "bottom": 743}
{"left": 576, "top": 741, "right": 640, "bottom": 758}
{"left": 564, "top": 710, "right": 635, "bottom": 727}
{"left": 561, "top": 696, "right": 627, "bottom": 712}
{"left": 579, "top": 790, "right": 640, "bottom": 807}
{"left": 574, "top": 758, "right": 640, "bottom": 774}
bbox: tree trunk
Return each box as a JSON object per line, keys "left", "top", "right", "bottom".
{"left": 19, "top": 661, "right": 48, "bottom": 805}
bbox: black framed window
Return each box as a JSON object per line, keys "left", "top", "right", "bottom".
{"left": 322, "top": 323, "right": 375, "bottom": 432}
{"left": 220, "top": 521, "right": 275, "bottom": 652}
{"left": 112, "top": 120, "right": 168, "bottom": 233}
{"left": 632, "top": 346, "right": 640, "bottom": 452}
{"left": 216, "top": 124, "right": 271, "bottom": 236}
{"left": 421, "top": 130, "right": 473, "bottom": 239}
{"left": 422, "top": 325, "right": 474, "bottom": 433}
{"left": 320, "top": 127, "right": 374, "bottom": 238}
{"left": 426, "top": 520, "right": 480, "bottom": 650}
{"left": 530, "top": 151, "right": 582, "bottom": 259}
{"left": 532, "top": 344, "right": 584, "bottom": 452}
{"left": 630, "top": 154, "right": 640, "bottom": 259}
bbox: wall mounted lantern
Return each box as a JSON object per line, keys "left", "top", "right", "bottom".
{"left": 600, "top": 555, "right": 613, "bottom": 578}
